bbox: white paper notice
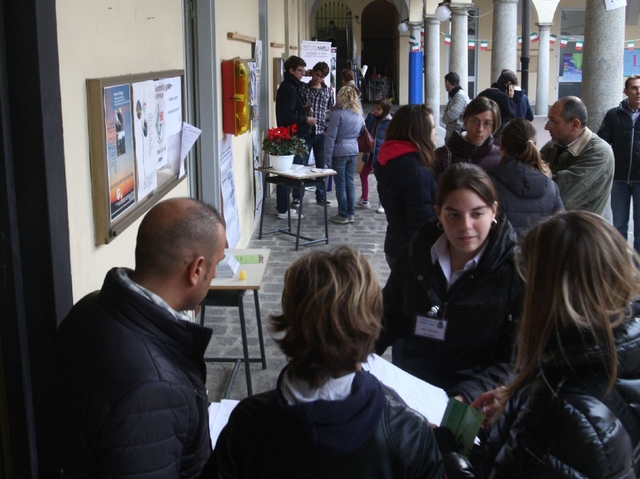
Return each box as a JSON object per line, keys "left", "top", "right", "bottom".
{"left": 179, "top": 122, "right": 202, "bottom": 178}
{"left": 362, "top": 354, "right": 449, "bottom": 424}
{"left": 604, "top": 0, "right": 626, "bottom": 11}
{"left": 153, "top": 77, "right": 182, "bottom": 171}
{"left": 219, "top": 135, "right": 241, "bottom": 248}
{"left": 208, "top": 399, "right": 239, "bottom": 448}
{"left": 132, "top": 80, "right": 158, "bottom": 199}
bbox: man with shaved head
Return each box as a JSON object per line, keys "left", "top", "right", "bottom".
{"left": 541, "top": 96, "right": 614, "bottom": 215}
{"left": 57, "top": 198, "right": 225, "bottom": 478}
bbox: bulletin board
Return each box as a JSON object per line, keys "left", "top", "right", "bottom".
{"left": 86, "top": 70, "right": 186, "bottom": 244}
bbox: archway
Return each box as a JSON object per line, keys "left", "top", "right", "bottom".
{"left": 361, "top": 0, "right": 399, "bottom": 103}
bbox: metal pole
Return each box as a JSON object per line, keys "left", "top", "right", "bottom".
{"left": 521, "top": 0, "right": 530, "bottom": 92}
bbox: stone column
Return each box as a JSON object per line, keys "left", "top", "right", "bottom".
{"left": 408, "top": 21, "right": 424, "bottom": 104}
{"left": 582, "top": 0, "right": 625, "bottom": 131}
{"left": 424, "top": 15, "right": 441, "bottom": 111}
{"left": 491, "top": 0, "right": 518, "bottom": 83}
{"left": 535, "top": 23, "right": 552, "bottom": 115}
{"left": 450, "top": 5, "right": 469, "bottom": 89}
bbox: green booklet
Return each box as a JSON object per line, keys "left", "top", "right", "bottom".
{"left": 234, "top": 254, "right": 264, "bottom": 264}
{"left": 440, "top": 399, "right": 485, "bottom": 457}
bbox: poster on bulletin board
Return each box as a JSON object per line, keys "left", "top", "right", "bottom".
{"left": 87, "top": 70, "right": 201, "bottom": 245}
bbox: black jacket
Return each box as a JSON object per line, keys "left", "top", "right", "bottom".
{"left": 488, "top": 157, "right": 564, "bottom": 238}
{"left": 433, "top": 131, "right": 502, "bottom": 180}
{"left": 275, "top": 71, "right": 310, "bottom": 136}
{"left": 482, "top": 314, "right": 640, "bottom": 478}
{"left": 57, "top": 268, "right": 213, "bottom": 478}
{"left": 375, "top": 143, "right": 438, "bottom": 259}
{"left": 213, "top": 368, "right": 444, "bottom": 478}
{"left": 376, "top": 218, "right": 523, "bottom": 403}
{"left": 598, "top": 99, "right": 640, "bottom": 182}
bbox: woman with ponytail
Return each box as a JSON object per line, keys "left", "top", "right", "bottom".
{"left": 487, "top": 118, "right": 563, "bottom": 238}
{"left": 465, "top": 212, "right": 640, "bottom": 478}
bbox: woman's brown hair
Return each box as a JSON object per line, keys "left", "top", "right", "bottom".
{"left": 270, "top": 246, "right": 383, "bottom": 388}
{"left": 463, "top": 96, "right": 501, "bottom": 135}
{"left": 384, "top": 104, "right": 435, "bottom": 171}
{"left": 494, "top": 211, "right": 640, "bottom": 421}
{"left": 435, "top": 162, "right": 498, "bottom": 210}
{"left": 499, "top": 118, "right": 550, "bottom": 176}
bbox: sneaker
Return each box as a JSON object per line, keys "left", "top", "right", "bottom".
{"left": 330, "top": 214, "right": 349, "bottom": 224}
{"left": 277, "top": 210, "right": 303, "bottom": 220}
{"left": 316, "top": 198, "right": 332, "bottom": 206}
{"left": 376, "top": 204, "right": 385, "bottom": 214}
{"left": 355, "top": 198, "right": 370, "bottom": 208}
{"left": 291, "top": 199, "right": 301, "bottom": 207}
{"left": 348, "top": 215, "right": 355, "bottom": 223}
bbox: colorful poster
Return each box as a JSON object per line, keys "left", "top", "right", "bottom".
{"left": 153, "top": 77, "right": 182, "bottom": 173}
{"left": 104, "top": 84, "right": 136, "bottom": 221}
{"left": 624, "top": 50, "right": 640, "bottom": 76}
{"left": 562, "top": 53, "right": 583, "bottom": 82}
{"left": 131, "top": 80, "right": 158, "bottom": 200}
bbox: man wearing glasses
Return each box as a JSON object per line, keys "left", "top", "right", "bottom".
{"left": 274, "top": 56, "right": 317, "bottom": 219}
{"left": 540, "top": 96, "right": 614, "bottom": 216}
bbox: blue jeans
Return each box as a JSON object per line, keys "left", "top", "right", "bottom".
{"left": 307, "top": 134, "right": 326, "bottom": 201}
{"left": 276, "top": 148, "right": 307, "bottom": 213}
{"left": 611, "top": 180, "right": 640, "bottom": 253}
{"left": 332, "top": 155, "right": 357, "bottom": 217}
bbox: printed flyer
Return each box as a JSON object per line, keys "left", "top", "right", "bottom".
{"left": 104, "top": 84, "right": 136, "bottom": 221}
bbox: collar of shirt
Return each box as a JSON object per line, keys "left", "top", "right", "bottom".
{"left": 280, "top": 367, "right": 356, "bottom": 405}
{"left": 430, "top": 234, "right": 487, "bottom": 290}
{"left": 553, "top": 126, "right": 593, "bottom": 158}
{"left": 115, "top": 268, "right": 192, "bottom": 322}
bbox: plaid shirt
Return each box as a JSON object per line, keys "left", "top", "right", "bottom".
{"left": 300, "top": 82, "right": 334, "bottom": 135}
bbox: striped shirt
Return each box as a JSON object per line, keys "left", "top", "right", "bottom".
{"left": 301, "top": 82, "right": 334, "bottom": 135}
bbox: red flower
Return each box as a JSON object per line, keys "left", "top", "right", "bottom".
{"left": 291, "top": 124, "right": 297, "bottom": 135}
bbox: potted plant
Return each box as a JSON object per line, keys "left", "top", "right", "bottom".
{"left": 262, "top": 124, "right": 308, "bottom": 170}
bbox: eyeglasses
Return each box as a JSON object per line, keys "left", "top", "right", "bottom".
{"left": 467, "top": 118, "right": 493, "bottom": 129}
{"left": 545, "top": 117, "right": 571, "bottom": 128}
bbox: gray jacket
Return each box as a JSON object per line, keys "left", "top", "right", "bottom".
{"left": 324, "top": 106, "right": 363, "bottom": 162}
{"left": 540, "top": 127, "right": 614, "bottom": 216}
{"left": 442, "top": 87, "right": 469, "bottom": 138}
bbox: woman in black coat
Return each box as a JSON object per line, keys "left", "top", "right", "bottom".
{"left": 487, "top": 118, "right": 564, "bottom": 238}
{"left": 468, "top": 212, "right": 640, "bottom": 478}
{"left": 375, "top": 104, "right": 438, "bottom": 270}
{"left": 376, "top": 163, "right": 523, "bottom": 404}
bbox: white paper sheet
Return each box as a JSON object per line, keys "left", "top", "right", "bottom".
{"left": 179, "top": 122, "right": 202, "bottom": 178}
{"left": 208, "top": 399, "right": 239, "bottom": 448}
{"left": 131, "top": 80, "right": 158, "bottom": 199}
{"left": 362, "top": 354, "right": 449, "bottom": 424}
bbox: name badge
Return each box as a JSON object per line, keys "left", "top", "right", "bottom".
{"left": 414, "top": 314, "right": 447, "bottom": 341}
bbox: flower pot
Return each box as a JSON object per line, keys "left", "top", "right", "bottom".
{"left": 269, "top": 154, "right": 295, "bottom": 171}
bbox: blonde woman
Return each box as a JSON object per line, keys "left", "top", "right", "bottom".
{"left": 469, "top": 211, "right": 640, "bottom": 477}
{"left": 324, "top": 86, "right": 364, "bottom": 224}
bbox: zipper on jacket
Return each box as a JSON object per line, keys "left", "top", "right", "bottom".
{"left": 630, "top": 113, "right": 638, "bottom": 183}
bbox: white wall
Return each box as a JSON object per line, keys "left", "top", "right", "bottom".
{"left": 56, "top": 0, "right": 188, "bottom": 301}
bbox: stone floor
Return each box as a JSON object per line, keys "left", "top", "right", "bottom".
{"left": 204, "top": 175, "right": 391, "bottom": 401}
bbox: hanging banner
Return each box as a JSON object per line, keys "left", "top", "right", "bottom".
{"left": 300, "top": 41, "right": 333, "bottom": 88}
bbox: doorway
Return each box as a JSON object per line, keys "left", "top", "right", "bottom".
{"left": 361, "top": 0, "right": 399, "bottom": 103}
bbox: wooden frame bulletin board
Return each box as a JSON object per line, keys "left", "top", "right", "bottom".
{"left": 86, "top": 70, "right": 185, "bottom": 244}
